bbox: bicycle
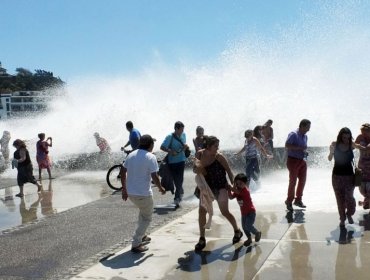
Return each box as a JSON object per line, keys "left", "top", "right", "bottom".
{"left": 106, "top": 149, "right": 131, "bottom": 191}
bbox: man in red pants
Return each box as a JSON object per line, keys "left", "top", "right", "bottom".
{"left": 285, "top": 119, "right": 311, "bottom": 211}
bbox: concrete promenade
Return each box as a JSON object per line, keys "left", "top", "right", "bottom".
{"left": 73, "top": 168, "right": 370, "bottom": 280}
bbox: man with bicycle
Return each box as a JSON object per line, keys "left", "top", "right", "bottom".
{"left": 122, "top": 121, "right": 141, "bottom": 151}
{"left": 121, "top": 134, "right": 166, "bottom": 253}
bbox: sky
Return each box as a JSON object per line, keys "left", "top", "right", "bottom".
{"left": 1, "top": 0, "right": 370, "bottom": 152}
{"left": 0, "top": 0, "right": 322, "bottom": 81}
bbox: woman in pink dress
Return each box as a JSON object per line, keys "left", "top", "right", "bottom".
{"left": 36, "top": 133, "right": 52, "bottom": 180}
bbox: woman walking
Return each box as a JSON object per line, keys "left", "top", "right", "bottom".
{"left": 193, "top": 135, "right": 242, "bottom": 251}
{"left": 36, "top": 133, "right": 53, "bottom": 180}
{"left": 13, "top": 139, "right": 42, "bottom": 198}
{"left": 328, "top": 128, "right": 360, "bottom": 227}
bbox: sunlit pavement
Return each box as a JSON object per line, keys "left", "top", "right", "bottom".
{"left": 72, "top": 168, "right": 370, "bottom": 280}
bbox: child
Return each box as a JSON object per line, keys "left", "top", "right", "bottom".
{"left": 228, "top": 173, "right": 261, "bottom": 246}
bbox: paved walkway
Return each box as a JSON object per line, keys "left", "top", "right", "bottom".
{"left": 73, "top": 169, "right": 370, "bottom": 280}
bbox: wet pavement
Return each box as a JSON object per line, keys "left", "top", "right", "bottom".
{"left": 0, "top": 170, "right": 110, "bottom": 231}
{"left": 0, "top": 168, "right": 198, "bottom": 279}
{"left": 1, "top": 167, "right": 370, "bottom": 279}
{"left": 72, "top": 168, "right": 370, "bottom": 280}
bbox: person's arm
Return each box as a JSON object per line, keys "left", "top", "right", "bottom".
{"left": 328, "top": 141, "right": 335, "bottom": 161}
{"left": 271, "top": 127, "right": 274, "bottom": 140}
{"left": 123, "top": 140, "right": 131, "bottom": 148}
{"left": 235, "top": 142, "right": 246, "bottom": 156}
{"left": 120, "top": 166, "right": 128, "bottom": 201}
{"left": 160, "top": 145, "right": 177, "bottom": 156}
{"left": 47, "top": 137, "right": 52, "bottom": 147}
{"left": 254, "top": 137, "right": 271, "bottom": 158}
{"left": 151, "top": 172, "right": 166, "bottom": 194}
{"left": 160, "top": 136, "right": 178, "bottom": 156}
{"left": 217, "top": 153, "right": 234, "bottom": 184}
{"left": 285, "top": 133, "right": 306, "bottom": 151}
{"left": 17, "top": 148, "right": 27, "bottom": 163}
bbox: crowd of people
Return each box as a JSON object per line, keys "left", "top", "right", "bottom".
{"left": 116, "top": 119, "right": 370, "bottom": 253}
{"left": 2, "top": 119, "right": 370, "bottom": 254}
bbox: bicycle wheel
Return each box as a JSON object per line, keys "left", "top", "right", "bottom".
{"left": 106, "top": 164, "right": 123, "bottom": 191}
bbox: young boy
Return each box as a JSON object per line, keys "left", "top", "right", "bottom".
{"left": 228, "top": 173, "right": 261, "bottom": 246}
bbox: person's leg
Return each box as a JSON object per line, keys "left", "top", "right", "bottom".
{"left": 243, "top": 212, "right": 259, "bottom": 235}
{"left": 332, "top": 175, "right": 346, "bottom": 225}
{"left": 245, "top": 158, "right": 253, "bottom": 185}
{"left": 241, "top": 215, "right": 252, "bottom": 238}
{"left": 17, "top": 168, "right": 25, "bottom": 197}
{"left": 129, "top": 196, "right": 154, "bottom": 248}
{"left": 364, "top": 182, "right": 370, "bottom": 209}
{"left": 38, "top": 167, "right": 42, "bottom": 180}
{"left": 217, "top": 189, "right": 243, "bottom": 243}
{"left": 195, "top": 205, "right": 207, "bottom": 250}
{"left": 47, "top": 167, "right": 52, "bottom": 179}
{"left": 241, "top": 214, "right": 252, "bottom": 246}
{"left": 295, "top": 160, "right": 307, "bottom": 202}
{"left": 252, "top": 157, "right": 260, "bottom": 182}
{"left": 169, "top": 161, "right": 185, "bottom": 203}
{"left": 286, "top": 158, "right": 299, "bottom": 203}
{"left": 343, "top": 176, "right": 356, "bottom": 219}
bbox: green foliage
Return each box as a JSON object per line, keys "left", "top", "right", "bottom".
{"left": 0, "top": 68, "right": 65, "bottom": 93}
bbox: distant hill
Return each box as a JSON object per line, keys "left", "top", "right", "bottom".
{"left": 0, "top": 65, "right": 65, "bottom": 93}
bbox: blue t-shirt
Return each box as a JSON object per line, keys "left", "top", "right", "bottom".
{"left": 161, "top": 133, "right": 186, "bottom": 164}
{"left": 129, "top": 128, "right": 141, "bottom": 150}
{"left": 286, "top": 129, "right": 308, "bottom": 159}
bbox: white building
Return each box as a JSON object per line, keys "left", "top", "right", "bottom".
{"left": 0, "top": 91, "right": 52, "bottom": 120}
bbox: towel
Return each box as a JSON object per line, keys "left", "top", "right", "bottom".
{"left": 195, "top": 173, "right": 214, "bottom": 229}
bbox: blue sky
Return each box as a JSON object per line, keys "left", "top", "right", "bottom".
{"left": 0, "top": 0, "right": 366, "bottom": 81}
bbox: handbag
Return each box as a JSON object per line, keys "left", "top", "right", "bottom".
{"left": 172, "top": 133, "right": 191, "bottom": 158}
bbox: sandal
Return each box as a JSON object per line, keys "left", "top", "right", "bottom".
{"left": 142, "top": 235, "right": 151, "bottom": 243}
{"left": 131, "top": 244, "right": 149, "bottom": 253}
{"left": 195, "top": 237, "right": 206, "bottom": 251}
{"left": 232, "top": 229, "right": 243, "bottom": 244}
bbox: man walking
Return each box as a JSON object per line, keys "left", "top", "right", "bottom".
{"left": 121, "top": 134, "right": 166, "bottom": 253}
{"left": 285, "top": 119, "right": 311, "bottom": 211}
{"left": 160, "top": 121, "right": 189, "bottom": 207}
{"left": 123, "top": 121, "right": 141, "bottom": 151}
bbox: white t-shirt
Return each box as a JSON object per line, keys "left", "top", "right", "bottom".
{"left": 123, "top": 149, "right": 159, "bottom": 196}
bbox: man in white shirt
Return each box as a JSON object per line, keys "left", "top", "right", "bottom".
{"left": 121, "top": 134, "right": 166, "bottom": 253}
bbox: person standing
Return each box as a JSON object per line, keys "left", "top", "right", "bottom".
{"left": 36, "top": 133, "right": 53, "bottom": 180}
{"left": 123, "top": 121, "right": 141, "bottom": 151}
{"left": 262, "top": 119, "right": 274, "bottom": 151}
{"left": 235, "top": 129, "right": 272, "bottom": 185}
{"left": 120, "top": 134, "right": 166, "bottom": 253}
{"left": 93, "top": 132, "right": 111, "bottom": 154}
{"left": 284, "top": 119, "right": 311, "bottom": 211}
{"left": 228, "top": 173, "right": 262, "bottom": 247}
{"left": 355, "top": 123, "right": 370, "bottom": 209}
{"left": 160, "top": 121, "right": 189, "bottom": 206}
{"left": 0, "top": 130, "right": 11, "bottom": 163}
{"left": 12, "top": 139, "right": 42, "bottom": 198}
{"left": 193, "top": 126, "right": 205, "bottom": 152}
{"left": 328, "top": 128, "right": 359, "bottom": 227}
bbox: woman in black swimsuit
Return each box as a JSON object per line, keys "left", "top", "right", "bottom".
{"left": 193, "top": 136, "right": 243, "bottom": 251}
